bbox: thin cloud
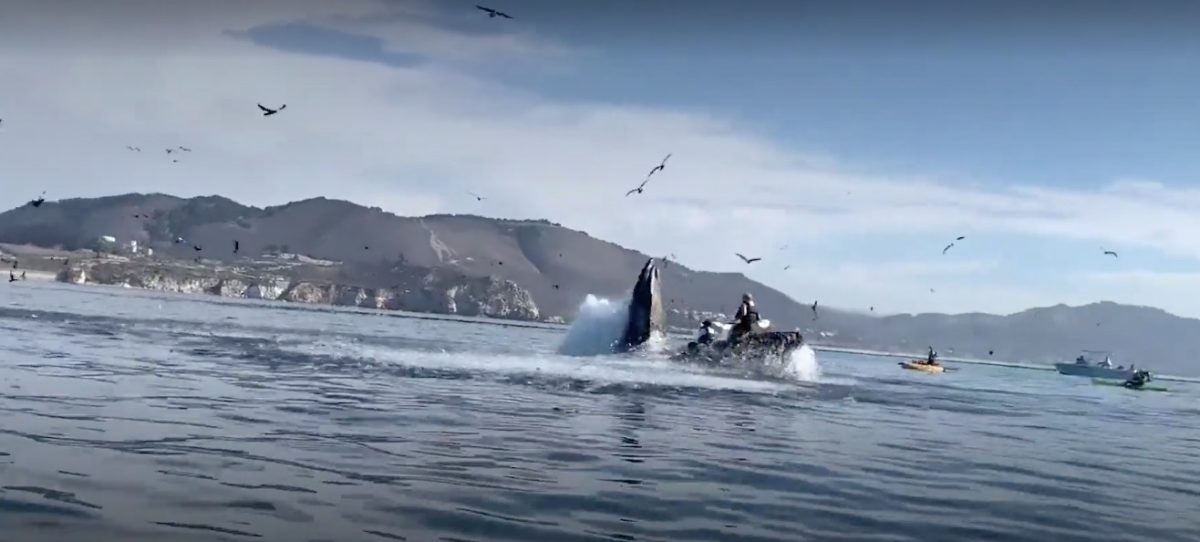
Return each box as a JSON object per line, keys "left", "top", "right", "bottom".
{"left": 2, "top": 1, "right": 1199, "bottom": 316}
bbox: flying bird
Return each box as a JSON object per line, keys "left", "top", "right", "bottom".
{"left": 476, "top": 5, "right": 513, "bottom": 18}
{"left": 258, "top": 103, "right": 287, "bottom": 116}
{"left": 784, "top": 264, "right": 791, "bottom": 270}
{"left": 178, "top": 146, "right": 191, "bottom": 152}
{"left": 126, "top": 146, "right": 141, "bottom": 152}
{"left": 736, "top": 253, "right": 761, "bottom": 264}
{"left": 1103, "top": 250, "right": 1118, "bottom": 258}
{"left": 956, "top": 236, "right": 965, "bottom": 241}
{"left": 28, "top": 192, "right": 45, "bottom": 208}
{"left": 942, "top": 242, "right": 955, "bottom": 255}
{"left": 165, "top": 148, "right": 174, "bottom": 154}
{"left": 193, "top": 245, "right": 202, "bottom": 251}
{"left": 869, "top": 306, "right": 874, "bottom": 312}
{"left": 646, "top": 153, "right": 672, "bottom": 178}
{"left": 625, "top": 177, "right": 651, "bottom": 197}
{"left": 468, "top": 192, "right": 486, "bottom": 201}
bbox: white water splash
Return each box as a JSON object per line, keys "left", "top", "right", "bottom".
{"left": 557, "top": 295, "right": 630, "bottom": 356}
{"left": 782, "top": 344, "right": 822, "bottom": 382}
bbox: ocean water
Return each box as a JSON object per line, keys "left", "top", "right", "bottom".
{"left": 1, "top": 282, "right": 1199, "bottom": 542}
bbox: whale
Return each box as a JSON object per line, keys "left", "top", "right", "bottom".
{"left": 617, "top": 258, "right": 665, "bottom": 351}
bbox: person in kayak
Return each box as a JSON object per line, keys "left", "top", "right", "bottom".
{"left": 1124, "top": 369, "right": 1150, "bottom": 389}
{"left": 696, "top": 319, "right": 718, "bottom": 346}
{"left": 728, "top": 293, "right": 760, "bottom": 344}
{"left": 923, "top": 345, "right": 939, "bottom": 365}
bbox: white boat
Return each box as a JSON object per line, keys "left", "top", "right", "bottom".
{"left": 1055, "top": 350, "right": 1137, "bottom": 380}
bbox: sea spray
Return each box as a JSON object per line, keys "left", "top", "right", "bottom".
{"left": 557, "top": 295, "right": 630, "bottom": 356}
{"left": 782, "top": 344, "right": 821, "bottom": 382}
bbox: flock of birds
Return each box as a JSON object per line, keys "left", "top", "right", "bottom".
{"left": 5, "top": 3, "right": 1129, "bottom": 332}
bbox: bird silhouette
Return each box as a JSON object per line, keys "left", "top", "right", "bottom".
{"left": 625, "top": 177, "right": 651, "bottom": 197}
{"left": 468, "top": 192, "right": 486, "bottom": 201}
{"left": 178, "top": 146, "right": 192, "bottom": 152}
{"left": 942, "top": 242, "right": 955, "bottom": 255}
{"left": 956, "top": 235, "right": 965, "bottom": 241}
{"left": 784, "top": 264, "right": 791, "bottom": 270}
{"left": 258, "top": 103, "right": 286, "bottom": 116}
{"left": 646, "top": 153, "right": 672, "bottom": 178}
{"left": 193, "top": 245, "right": 202, "bottom": 251}
{"left": 28, "top": 192, "right": 46, "bottom": 208}
{"left": 736, "top": 253, "right": 761, "bottom": 264}
{"left": 1103, "top": 250, "right": 1119, "bottom": 258}
{"left": 476, "top": 5, "right": 513, "bottom": 18}
{"left": 165, "top": 148, "right": 174, "bottom": 154}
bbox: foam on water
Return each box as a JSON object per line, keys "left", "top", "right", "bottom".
{"left": 288, "top": 339, "right": 792, "bottom": 394}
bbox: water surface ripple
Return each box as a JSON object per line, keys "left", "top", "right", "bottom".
{"left": 1, "top": 282, "right": 1198, "bottom": 541}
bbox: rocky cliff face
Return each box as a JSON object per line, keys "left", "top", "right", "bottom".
{"left": 57, "top": 261, "right": 540, "bottom": 321}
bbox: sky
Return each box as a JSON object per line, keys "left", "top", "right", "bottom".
{"left": 3, "top": 0, "right": 1200, "bottom": 317}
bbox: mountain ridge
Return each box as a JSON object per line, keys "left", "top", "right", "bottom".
{"left": 2, "top": 193, "right": 1198, "bottom": 376}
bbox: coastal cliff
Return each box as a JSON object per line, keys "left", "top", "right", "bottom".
{"left": 57, "top": 260, "right": 540, "bottom": 321}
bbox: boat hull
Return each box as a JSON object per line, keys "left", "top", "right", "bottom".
{"left": 673, "top": 331, "right": 804, "bottom": 365}
{"left": 1055, "top": 363, "right": 1133, "bottom": 380}
{"left": 900, "top": 361, "right": 945, "bottom": 374}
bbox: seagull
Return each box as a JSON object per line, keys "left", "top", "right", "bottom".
{"left": 811, "top": 300, "right": 819, "bottom": 320}
{"left": 1103, "top": 250, "right": 1118, "bottom": 258}
{"left": 646, "top": 153, "right": 672, "bottom": 178}
{"left": 165, "top": 148, "right": 174, "bottom": 154}
{"left": 193, "top": 245, "right": 202, "bottom": 251}
{"left": 625, "top": 177, "right": 651, "bottom": 197}
{"left": 476, "top": 5, "right": 513, "bottom": 18}
{"left": 126, "top": 146, "right": 141, "bottom": 152}
{"left": 956, "top": 236, "right": 965, "bottom": 241}
{"left": 942, "top": 242, "right": 955, "bottom": 255}
{"left": 174, "top": 236, "right": 185, "bottom": 244}
{"left": 988, "top": 349, "right": 994, "bottom": 356}
{"left": 468, "top": 192, "right": 486, "bottom": 201}
{"left": 869, "top": 306, "right": 874, "bottom": 312}
{"left": 28, "top": 192, "right": 46, "bottom": 208}
{"left": 784, "top": 264, "right": 791, "bottom": 270}
{"left": 178, "top": 146, "right": 192, "bottom": 152}
{"left": 258, "top": 103, "right": 287, "bottom": 116}
{"left": 735, "top": 253, "right": 761, "bottom": 264}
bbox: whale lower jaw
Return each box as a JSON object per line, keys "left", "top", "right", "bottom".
{"left": 617, "top": 258, "right": 665, "bottom": 352}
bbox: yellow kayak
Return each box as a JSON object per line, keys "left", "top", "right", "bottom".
{"left": 899, "top": 361, "right": 945, "bottom": 374}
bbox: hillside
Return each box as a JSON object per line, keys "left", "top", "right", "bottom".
{"left": 3, "top": 193, "right": 1199, "bottom": 376}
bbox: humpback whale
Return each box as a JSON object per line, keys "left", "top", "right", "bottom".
{"left": 617, "top": 258, "right": 665, "bottom": 351}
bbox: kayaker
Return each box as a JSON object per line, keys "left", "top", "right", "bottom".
{"left": 729, "top": 293, "right": 760, "bottom": 343}
{"left": 1124, "top": 370, "right": 1149, "bottom": 389}
{"left": 696, "top": 319, "right": 718, "bottom": 345}
{"left": 925, "top": 345, "right": 939, "bottom": 365}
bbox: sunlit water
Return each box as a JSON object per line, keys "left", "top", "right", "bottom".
{"left": 2, "top": 282, "right": 1199, "bottom": 541}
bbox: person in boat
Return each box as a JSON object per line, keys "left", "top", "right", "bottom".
{"left": 1124, "top": 369, "right": 1150, "bottom": 389}
{"left": 923, "top": 345, "right": 939, "bottom": 365}
{"left": 696, "top": 319, "right": 718, "bottom": 346}
{"left": 1075, "top": 355, "right": 1087, "bottom": 365}
{"left": 728, "top": 293, "right": 760, "bottom": 344}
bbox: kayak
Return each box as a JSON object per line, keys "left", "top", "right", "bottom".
{"left": 1093, "top": 379, "right": 1168, "bottom": 392}
{"left": 899, "top": 361, "right": 945, "bottom": 374}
